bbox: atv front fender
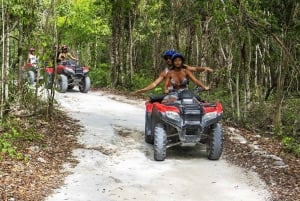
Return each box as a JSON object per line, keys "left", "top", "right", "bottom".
{"left": 45, "top": 67, "right": 54, "bottom": 74}
{"left": 201, "top": 112, "right": 222, "bottom": 128}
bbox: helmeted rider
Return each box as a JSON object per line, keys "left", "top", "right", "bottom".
{"left": 27, "top": 48, "right": 38, "bottom": 65}
{"left": 135, "top": 50, "right": 176, "bottom": 94}
{"left": 58, "top": 45, "right": 78, "bottom": 62}
{"left": 135, "top": 49, "right": 213, "bottom": 94}
{"left": 162, "top": 53, "right": 210, "bottom": 104}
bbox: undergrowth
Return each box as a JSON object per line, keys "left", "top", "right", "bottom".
{"left": 0, "top": 117, "right": 43, "bottom": 161}
{"left": 203, "top": 88, "right": 300, "bottom": 157}
{"left": 1, "top": 83, "right": 49, "bottom": 161}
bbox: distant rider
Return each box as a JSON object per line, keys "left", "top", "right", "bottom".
{"left": 58, "top": 45, "right": 78, "bottom": 62}
{"left": 27, "top": 48, "right": 38, "bottom": 65}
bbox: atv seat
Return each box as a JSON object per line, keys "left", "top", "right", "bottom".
{"left": 202, "top": 103, "right": 217, "bottom": 107}
{"left": 149, "top": 94, "right": 166, "bottom": 103}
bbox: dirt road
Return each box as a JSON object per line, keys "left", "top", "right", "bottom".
{"left": 46, "top": 90, "right": 270, "bottom": 201}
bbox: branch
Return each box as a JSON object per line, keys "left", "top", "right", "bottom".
{"left": 9, "top": 21, "right": 18, "bottom": 32}
{"left": 242, "top": 10, "right": 298, "bottom": 69}
{"left": 0, "top": 21, "right": 18, "bottom": 43}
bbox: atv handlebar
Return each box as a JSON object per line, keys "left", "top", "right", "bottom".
{"left": 194, "top": 86, "right": 205, "bottom": 92}
{"left": 168, "top": 87, "right": 206, "bottom": 94}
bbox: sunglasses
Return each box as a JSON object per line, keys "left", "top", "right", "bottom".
{"left": 164, "top": 56, "right": 172, "bottom": 60}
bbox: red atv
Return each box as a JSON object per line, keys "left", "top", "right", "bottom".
{"left": 145, "top": 89, "right": 223, "bottom": 161}
{"left": 45, "top": 60, "right": 90, "bottom": 93}
{"left": 23, "top": 63, "right": 41, "bottom": 85}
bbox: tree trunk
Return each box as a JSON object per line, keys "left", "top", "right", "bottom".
{"left": 244, "top": 31, "right": 251, "bottom": 117}
{"left": 47, "top": 0, "right": 58, "bottom": 118}
{"left": 1, "top": 2, "right": 9, "bottom": 118}
{"left": 185, "top": 23, "right": 195, "bottom": 64}
{"left": 273, "top": 63, "right": 284, "bottom": 129}
{"left": 17, "top": 22, "right": 23, "bottom": 94}
{"left": 195, "top": 34, "right": 199, "bottom": 66}
{"left": 4, "top": 11, "right": 9, "bottom": 104}
{"left": 236, "top": 63, "right": 240, "bottom": 121}
{"left": 219, "top": 40, "right": 234, "bottom": 113}
{"left": 273, "top": 46, "right": 288, "bottom": 130}
{"left": 151, "top": 35, "right": 158, "bottom": 78}
{"left": 128, "top": 13, "right": 134, "bottom": 82}
{"left": 254, "top": 44, "right": 258, "bottom": 100}
{"left": 110, "top": 6, "right": 119, "bottom": 87}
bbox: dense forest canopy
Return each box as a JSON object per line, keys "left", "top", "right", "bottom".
{"left": 0, "top": 0, "right": 299, "bottom": 154}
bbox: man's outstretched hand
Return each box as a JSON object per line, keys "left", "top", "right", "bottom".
{"left": 203, "top": 85, "right": 210, "bottom": 91}
{"left": 134, "top": 89, "right": 144, "bottom": 94}
{"left": 203, "top": 67, "right": 213, "bottom": 73}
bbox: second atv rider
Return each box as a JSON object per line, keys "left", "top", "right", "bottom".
{"left": 135, "top": 50, "right": 213, "bottom": 94}
{"left": 58, "top": 45, "right": 78, "bottom": 63}
{"left": 27, "top": 48, "right": 38, "bottom": 65}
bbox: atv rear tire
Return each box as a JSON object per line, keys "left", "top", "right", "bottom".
{"left": 56, "top": 74, "right": 68, "bottom": 93}
{"left": 154, "top": 123, "right": 167, "bottom": 161}
{"left": 27, "top": 71, "right": 35, "bottom": 85}
{"left": 79, "top": 76, "right": 91, "bottom": 93}
{"left": 145, "top": 113, "right": 154, "bottom": 144}
{"left": 206, "top": 123, "right": 223, "bottom": 160}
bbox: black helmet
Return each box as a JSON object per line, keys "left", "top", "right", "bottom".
{"left": 61, "top": 45, "right": 68, "bottom": 50}
{"left": 171, "top": 53, "right": 185, "bottom": 63}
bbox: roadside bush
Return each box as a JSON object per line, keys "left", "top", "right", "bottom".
{"left": 0, "top": 125, "right": 24, "bottom": 160}
{"left": 204, "top": 88, "right": 300, "bottom": 157}
{"left": 280, "top": 98, "right": 300, "bottom": 156}
{"left": 131, "top": 74, "right": 154, "bottom": 91}
{"left": 202, "top": 87, "right": 233, "bottom": 121}
{"left": 121, "top": 73, "right": 158, "bottom": 92}
{"left": 89, "top": 63, "right": 109, "bottom": 88}
{"left": 282, "top": 136, "right": 300, "bottom": 157}
{"left": 0, "top": 117, "right": 43, "bottom": 161}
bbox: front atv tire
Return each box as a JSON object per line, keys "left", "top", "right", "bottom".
{"left": 145, "top": 113, "right": 154, "bottom": 144}
{"left": 206, "top": 123, "right": 223, "bottom": 160}
{"left": 154, "top": 123, "right": 167, "bottom": 161}
{"left": 27, "top": 70, "right": 35, "bottom": 85}
{"left": 79, "top": 76, "right": 91, "bottom": 93}
{"left": 56, "top": 74, "right": 68, "bottom": 93}
{"left": 45, "top": 73, "right": 53, "bottom": 89}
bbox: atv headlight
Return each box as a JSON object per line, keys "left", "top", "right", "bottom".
{"left": 202, "top": 111, "right": 217, "bottom": 124}
{"left": 165, "top": 111, "right": 180, "bottom": 121}
{"left": 83, "top": 68, "right": 89, "bottom": 73}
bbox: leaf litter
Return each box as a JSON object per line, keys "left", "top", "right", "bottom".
{"left": 0, "top": 112, "right": 82, "bottom": 201}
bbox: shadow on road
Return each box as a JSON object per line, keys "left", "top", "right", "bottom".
{"left": 167, "top": 145, "right": 207, "bottom": 160}
{"left": 113, "top": 124, "right": 208, "bottom": 160}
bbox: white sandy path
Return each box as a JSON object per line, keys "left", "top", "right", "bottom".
{"left": 45, "top": 90, "right": 270, "bottom": 201}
